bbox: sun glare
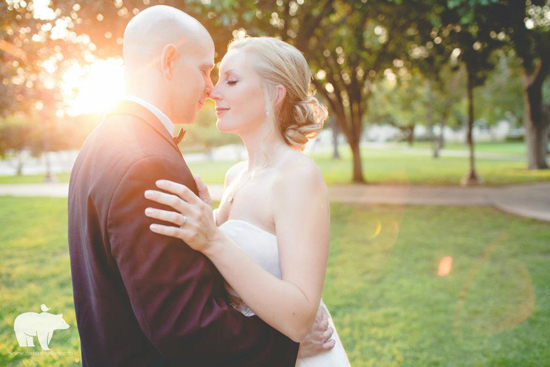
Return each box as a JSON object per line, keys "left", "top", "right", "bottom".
{"left": 438, "top": 256, "right": 453, "bottom": 277}
{"left": 64, "top": 58, "right": 125, "bottom": 116}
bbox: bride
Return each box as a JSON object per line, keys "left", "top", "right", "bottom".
{"left": 144, "top": 36, "right": 350, "bottom": 366}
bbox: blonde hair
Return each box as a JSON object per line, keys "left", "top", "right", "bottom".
{"left": 228, "top": 37, "right": 328, "bottom": 151}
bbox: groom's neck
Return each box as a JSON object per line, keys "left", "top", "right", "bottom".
{"left": 125, "top": 87, "right": 166, "bottom": 112}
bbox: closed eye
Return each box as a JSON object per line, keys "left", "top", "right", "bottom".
{"left": 227, "top": 80, "right": 238, "bottom": 85}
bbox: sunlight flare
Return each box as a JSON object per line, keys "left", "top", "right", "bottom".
{"left": 438, "top": 256, "right": 453, "bottom": 277}
{"left": 64, "top": 58, "right": 125, "bottom": 116}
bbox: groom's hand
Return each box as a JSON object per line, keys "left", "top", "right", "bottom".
{"left": 297, "top": 306, "right": 335, "bottom": 358}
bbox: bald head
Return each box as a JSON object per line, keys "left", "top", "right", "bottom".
{"left": 123, "top": 5, "right": 213, "bottom": 69}
{"left": 122, "top": 6, "right": 215, "bottom": 125}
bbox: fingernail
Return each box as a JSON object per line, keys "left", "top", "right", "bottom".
{"left": 156, "top": 180, "right": 165, "bottom": 186}
{"left": 144, "top": 190, "right": 152, "bottom": 198}
{"left": 150, "top": 224, "right": 159, "bottom": 230}
{"left": 145, "top": 208, "right": 153, "bottom": 215}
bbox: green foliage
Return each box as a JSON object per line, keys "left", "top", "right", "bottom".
{"left": 3, "top": 0, "right": 545, "bottom": 178}
{"left": 181, "top": 101, "right": 241, "bottom": 154}
{"left": 368, "top": 71, "right": 428, "bottom": 129}
{"left": 0, "top": 113, "right": 101, "bottom": 163}
{"left": 0, "top": 116, "right": 43, "bottom": 158}
{"left": 476, "top": 51, "right": 524, "bottom": 126}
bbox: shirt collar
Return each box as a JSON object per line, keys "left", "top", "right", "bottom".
{"left": 122, "top": 95, "right": 175, "bottom": 136}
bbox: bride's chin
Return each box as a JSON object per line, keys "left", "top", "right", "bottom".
{"left": 215, "top": 120, "right": 233, "bottom": 133}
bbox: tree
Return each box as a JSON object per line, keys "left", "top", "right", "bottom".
{"left": 428, "top": 64, "right": 466, "bottom": 156}
{"left": 57, "top": 0, "right": 436, "bottom": 183}
{"left": 432, "top": 0, "right": 504, "bottom": 185}
{"left": 501, "top": 0, "right": 550, "bottom": 169}
{"left": 367, "top": 70, "right": 426, "bottom": 147}
{"left": 302, "top": 1, "right": 434, "bottom": 182}
{"left": 476, "top": 50, "right": 524, "bottom": 129}
{"left": 458, "top": 0, "right": 550, "bottom": 169}
{"left": 0, "top": 116, "right": 43, "bottom": 174}
{"left": 1, "top": 0, "right": 94, "bottom": 180}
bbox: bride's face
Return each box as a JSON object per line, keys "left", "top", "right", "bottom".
{"left": 210, "top": 49, "right": 268, "bottom": 134}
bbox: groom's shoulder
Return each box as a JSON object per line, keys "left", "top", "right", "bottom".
{"left": 87, "top": 112, "right": 173, "bottom": 161}
{"left": 75, "top": 113, "right": 184, "bottom": 187}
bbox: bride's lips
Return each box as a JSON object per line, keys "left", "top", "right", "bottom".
{"left": 216, "top": 107, "right": 230, "bottom": 117}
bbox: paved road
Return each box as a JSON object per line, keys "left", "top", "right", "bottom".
{"left": 0, "top": 182, "right": 548, "bottom": 222}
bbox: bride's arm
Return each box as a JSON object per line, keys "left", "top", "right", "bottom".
{"left": 208, "top": 167, "right": 329, "bottom": 342}
{"left": 144, "top": 165, "right": 330, "bottom": 343}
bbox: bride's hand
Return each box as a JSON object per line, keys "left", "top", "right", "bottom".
{"left": 144, "top": 180, "right": 221, "bottom": 253}
{"left": 193, "top": 174, "right": 212, "bottom": 208}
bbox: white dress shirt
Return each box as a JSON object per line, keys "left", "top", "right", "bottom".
{"left": 122, "top": 95, "right": 175, "bottom": 136}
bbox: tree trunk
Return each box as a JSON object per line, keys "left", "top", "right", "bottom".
{"left": 42, "top": 117, "right": 55, "bottom": 183}
{"left": 522, "top": 69, "right": 549, "bottom": 170}
{"left": 330, "top": 117, "right": 340, "bottom": 160}
{"left": 439, "top": 118, "right": 446, "bottom": 150}
{"left": 406, "top": 125, "right": 415, "bottom": 147}
{"left": 429, "top": 124, "right": 439, "bottom": 158}
{"left": 461, "top": 72, "right": 482, "bottom": 186}
{"left": 350, "top": 137, "right": 365, "bottom": 183}
{"left": 16, "top": 155, "right": 23, "bottom": 175}
{"left": 424, "top": 86, "right": 438, "bottom": 158}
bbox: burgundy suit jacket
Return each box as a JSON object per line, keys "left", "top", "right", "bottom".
{"left": 68, "top": 101, "right": 299, "bottom": 367}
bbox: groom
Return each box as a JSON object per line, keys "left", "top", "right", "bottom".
{"left": 68, "top": 6, "right": 333, "bottom": 366}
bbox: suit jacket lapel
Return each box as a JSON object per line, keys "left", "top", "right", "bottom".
{"left": 107, "top": 100, "right": 181, "bottom": 156}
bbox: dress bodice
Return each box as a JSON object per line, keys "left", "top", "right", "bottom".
{"left": 218, "top": 219, "right": 351, "bottom": 366}
{"left": 218, "top": 220, "right": 281, "bottom": 316}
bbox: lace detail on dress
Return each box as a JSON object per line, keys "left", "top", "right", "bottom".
{"left": 228, "top": 293, "right": 255, "bottom": 317}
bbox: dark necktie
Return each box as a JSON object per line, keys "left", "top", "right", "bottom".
{"left": 173, "top": 129, "right": 186, "bottom": 145}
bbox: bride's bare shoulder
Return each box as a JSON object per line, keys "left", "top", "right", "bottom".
{"left": 274, "top": 150, "right": 326, "bottom": 193}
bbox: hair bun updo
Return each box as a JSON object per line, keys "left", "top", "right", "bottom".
{"left": 284, "top": 96, "right": 328, "bottom": 150}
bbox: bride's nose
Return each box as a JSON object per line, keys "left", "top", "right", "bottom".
{"left": 208, "top": 84, "right": 222, "bottom": 101}
{"left": 204, "top": 76, "right": 215, "bottom": 97}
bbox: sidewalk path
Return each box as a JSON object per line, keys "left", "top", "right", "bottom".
{"left": 0, "top": 182, "right": 548, "bottom": 222}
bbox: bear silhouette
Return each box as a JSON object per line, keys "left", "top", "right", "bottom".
{"left": 14, "top": 305, "right": 70, "bottom": 351}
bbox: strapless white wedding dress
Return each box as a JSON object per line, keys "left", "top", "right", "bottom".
{"left": 219, "top": 219, "right": 351, "bottom": 367}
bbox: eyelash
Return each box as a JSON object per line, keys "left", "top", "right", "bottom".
{"left": 227, "top": 80, "right": 237, "bottom": 85}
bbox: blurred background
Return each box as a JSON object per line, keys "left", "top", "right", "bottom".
{"left": 1, "top": 0, "right": 549, "bottom": 366}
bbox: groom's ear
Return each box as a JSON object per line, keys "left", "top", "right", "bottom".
{"left": 161, "top": 44, "right": 178, "bottom": 81}
{"left": 275, "top": 84, "right": 286, "bottom": 110}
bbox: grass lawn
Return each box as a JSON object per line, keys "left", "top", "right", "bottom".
{"left": 185, "top": 146, "right": 550, "bottom": 186}
{"left": 0, "top": 196, "right": 549, "bottom": 366}
{"left": 0, "top": 172, "right": 71, "bottom": 185}
{"left": 307, "top": 148, "right": 550, "bottom": 186}
{"left": 392, "top": 141, "right": 529, "bottom": 155}
{"left": 1, "top": 142, "right": 549, "bottom": 186}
